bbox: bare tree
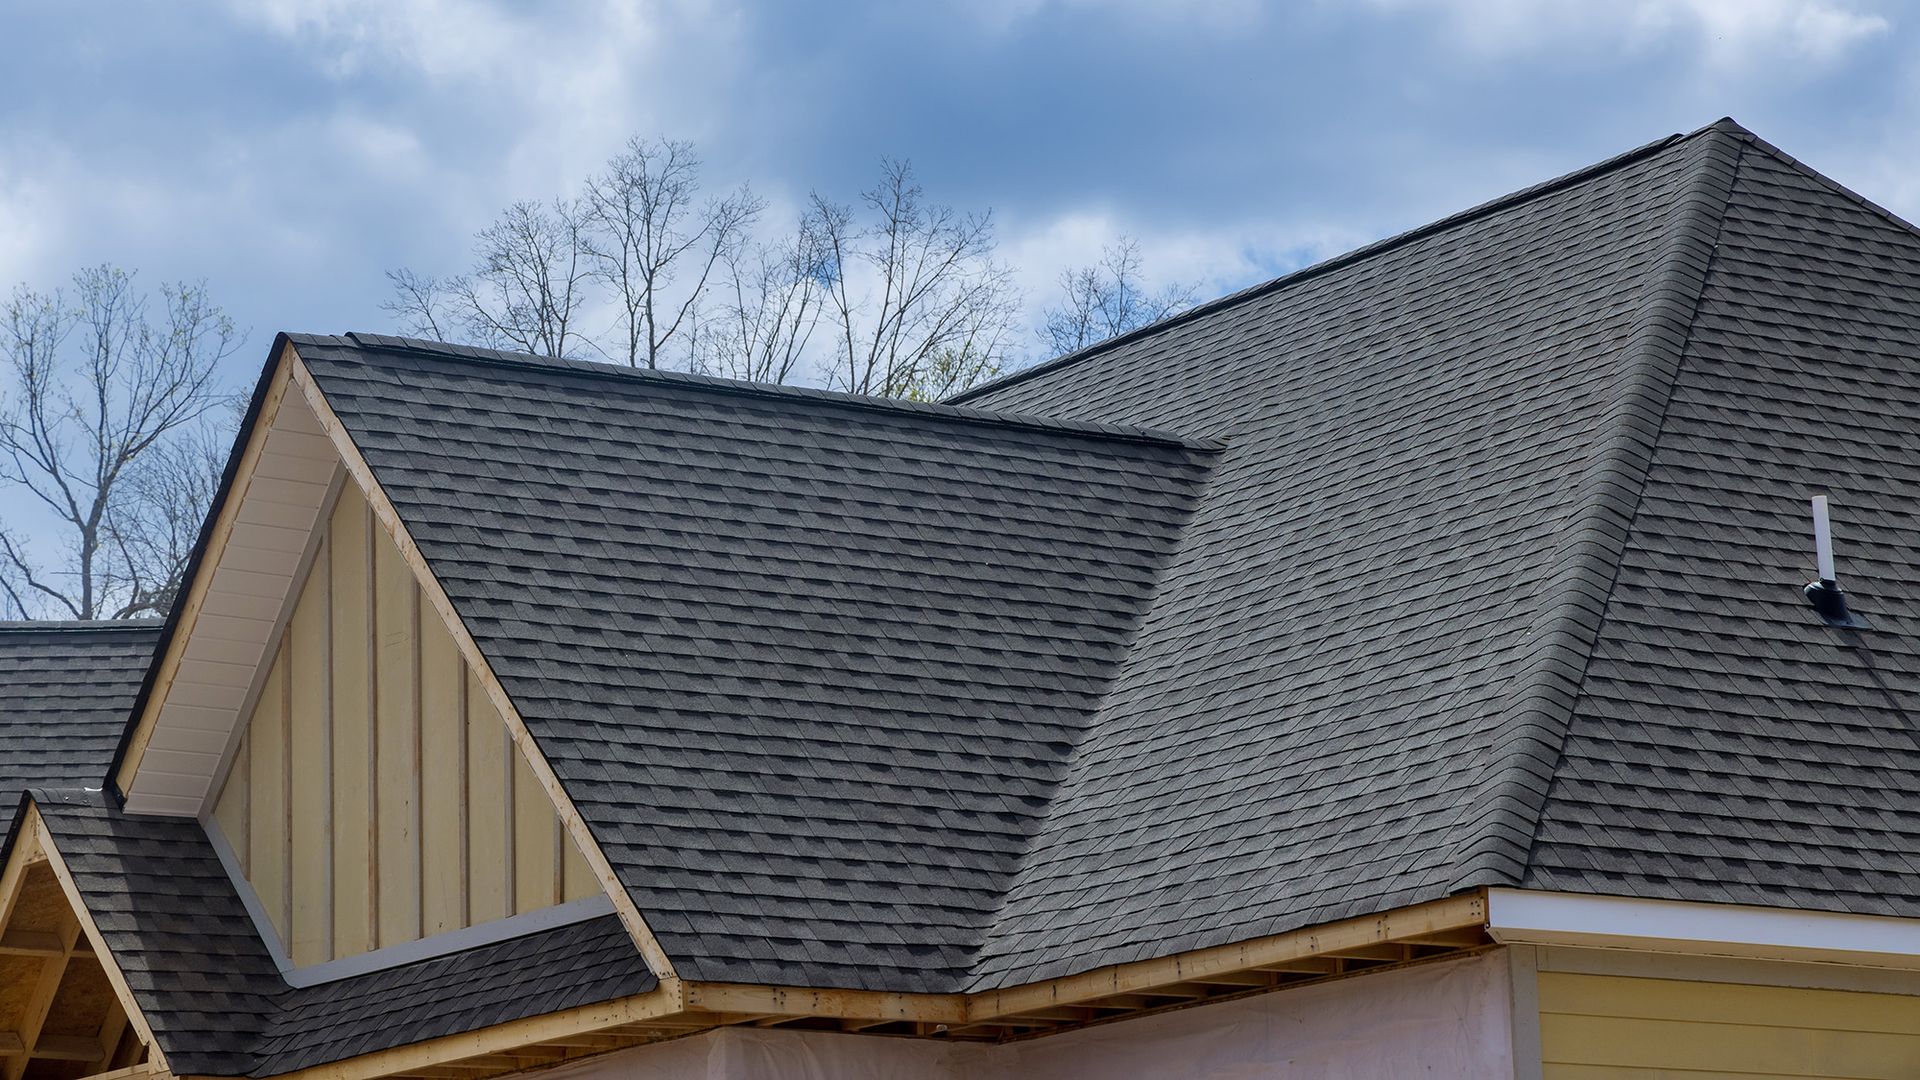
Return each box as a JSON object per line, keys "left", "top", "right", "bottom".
{"left": 584, "top": 137, "right": 762, "bottom": 369}
{"left": 1040, "top": 237, "right": 1197, "bottom": 357}
{"left": 696, "top": 215, "right": 832, "bottom": 385}
{"left": 387, "top": 198, "right": 591, "bottom": 359}
{"left": 816, "top": 159, "right": 1021, "bottom": 399}
{"left": 0, "top": 266, "right": 237, "bottom": 619}
{"left": 386, "top": 140, "right": 1029, "bottom": 397}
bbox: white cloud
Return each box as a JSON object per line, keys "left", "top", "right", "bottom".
{"left": 963, "top": 0, "right": 1266, "bottom": 34}
{"left": 1354, "top": 0, "right": 1889, "bottom": 68}
{"left": 1001, "top": 207, "right": 1370, "bottom": 347}
{"left": 224, "top": 0, "right": 744, "bottom": 199}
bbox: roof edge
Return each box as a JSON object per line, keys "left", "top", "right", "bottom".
{"left": 1442, "top": 123, "right": 1749, "bottom": 892}
{"left": 0, "top": 619, "right": 161, "bottom": 632}
{"left": 947, "top": 124, "right": 1754, "bottom": 407}
{"left": 302, "top": 332, "right": 1224, "bottom": 455}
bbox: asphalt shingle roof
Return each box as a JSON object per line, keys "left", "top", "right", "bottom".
{"left": 0, "top": 621, "right": 160, "bottom": 832}
{"left": 23, "top": 789, "right": 654, "bottom": 1077}
{"left": 13, "top": 115, "right": 1920, "bottom": 1061}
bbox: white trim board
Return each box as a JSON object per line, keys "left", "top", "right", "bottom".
{"left": 201, "top": 816, "right": 615, "bottom": 987}
{"left": 1487, "top": 888, "right": 1920, "bottom": 969}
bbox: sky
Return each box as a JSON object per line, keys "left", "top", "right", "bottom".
{"left": 0, "top": 0, "right": 1913, "bottom": 386}
{"left": 0, "top": 0, "right": 1915, "bottom": 597}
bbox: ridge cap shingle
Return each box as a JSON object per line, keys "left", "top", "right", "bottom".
{"left": 288, "top": 332, "right": 1224, "bottom": 454}
{"left": 1441, "top": 122, "right": 1750, "bottom": 892}
{"left": 950, "top": 119, "right": 1747, "bottom": 407}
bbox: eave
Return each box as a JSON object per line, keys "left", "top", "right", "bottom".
{"left": 237, "top": 893, "right": 1490, "bottom": 1080}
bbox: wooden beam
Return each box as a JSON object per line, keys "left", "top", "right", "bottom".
{"left": 679, "top": 983, "right": 967, "bottom": 1024}
{"left": 29, "top": 1035, "right": 104, "bottom": 1063}
{"left": 1327, "top": 944, "right": 1411, "bottom": 963}
{"left": 0, "top": 929, "right": 63, "bottom": 957}
{"left": 1248, "top": 957, "right": 1340, "bottom": 975}
{"left": 4, "top": 911, "right": 78, "bottom": 1080}
{"left": 115, "top": 348, "right": 295, "bottom": 794}
{"left": 286, "top": 348, "right": 679, "bottom": 983}
{"left": 24, "top": 813, "right": 167, "bottom": 1075}
{"left": 0, "top": 1035, "right": 22, "bottom": 1056}
{"left": 969, "top": 892, "right": 1485, "bottom": 1021}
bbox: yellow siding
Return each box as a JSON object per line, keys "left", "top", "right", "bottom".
{"left": 211, "top": 732, "right": 249, "bottom": 873}
{"left": 466, "top": 668, "right": 511, "bottom": 926}
{"left": 287, "top": 544, "right": 332, "bottom": 966}
{"left": 244, "top": 650, "right": 287, "bottom": 940}
{"left": 206, "top": 477, "right": 605, "bottom": 969}
{"left": 563, "top": 830, "right": 597, "bottom": 902}
{"left": 328, "top": 489, "right": 374, "bottom": 957}
{"left": 374, "top": 537, "right": 420, "bottom": 947}
{"left": 512, "top": 749, "right": 558, "bottom": 915}
{"left": 1540, "top": 972, "right": 1920, "bottom": 1080}
{"left": 419, "top": 615, "right": 466, "bottom": 935}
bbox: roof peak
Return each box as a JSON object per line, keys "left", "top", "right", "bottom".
{"left": 953, "top": 118, "right": 1753, "bottom": 406}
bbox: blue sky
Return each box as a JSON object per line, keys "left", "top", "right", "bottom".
{"left": 0, "top": 0, "right": 1912, "bottom": 391}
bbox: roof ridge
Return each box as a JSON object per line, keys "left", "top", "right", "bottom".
{"left": 950, "top": 121, "right": 1751, "bottom": 407}
{"left": 1440, "top": 123, "right": 1749, "bottom": 894}
{"left": 300, "top": 333, "right": 1224, "bottom": 454}
{"left": 0, "top": 619, "right": 161, "bottom": 631}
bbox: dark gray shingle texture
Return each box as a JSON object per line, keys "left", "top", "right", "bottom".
{"left": 26, "top": 789, "right": 654, "bottom": 1077}
{"left": 0, "top": 621, "right": 159, "bottom": 834}
{"left": 1522, "top": 135, "right": 1920, "bottom": 912}
{"left": 957, "top": 120, "right": 1920, "bottom": 986}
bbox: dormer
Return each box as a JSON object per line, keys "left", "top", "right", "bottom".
{"left": 110, "top": 343, "right": 613, "bottom": 982}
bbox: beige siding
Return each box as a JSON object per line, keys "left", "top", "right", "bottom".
{"left": 374, "top": 536, "right": 421, "bottom": 947}
{"left": 328, "top": 492, "right": 374, "bottom": 957}
{"left": 286, "top": 546, "right": 331, "bottom": 967}
{"left": 466, "top": 667, "right": 511, "bottom": 926}
{"left": 419, "top": 615, "right": 466, "bottom": 935}
{"left": 208, "top": 480, "right": 601, "bottom": 967}
{"left": 1540, "top": 971, "right": 1920, "bottom": 1079}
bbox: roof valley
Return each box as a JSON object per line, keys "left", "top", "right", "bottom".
{"left": 1440, "top": 122, "right": 1751, "bottom": 893}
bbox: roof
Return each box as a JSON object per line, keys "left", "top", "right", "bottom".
{"left": 18, "top": 113, "right": 1920, "bottom": 1039}
{"left": 955, "top": 117, "right": 1920, "bottom": 985}
{"left": 289, "top": 332, "right": 1218, "bottom": 992}
{"left": 0, "top": 621, "right": 161, "bottom": 837}
{"left": 25, "top": 788, "right": 655, "bottom": 1078}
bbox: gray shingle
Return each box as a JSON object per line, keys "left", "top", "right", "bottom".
{"left": 27, "top": 790, "right": 655, "bottom": 1077}
{"left": 0, "top": 621, "right": 159, "bottom": 830}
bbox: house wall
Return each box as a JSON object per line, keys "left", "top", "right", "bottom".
{"left": 548, "top": 951, "right": 1515, "bottom": 1080}
{"left": 208, "top": 479, "right": 598, "bottom": 969}
{"left": 1526, "top": 947, "right": 1920, "bottom": 1078}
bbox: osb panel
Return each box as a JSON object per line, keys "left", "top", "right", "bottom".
{"left": 41, "top": 954, "right": 116, "bottom": 1038}
{"left": 0, "top": 954, "right": 46, "bottom": 1027}
{"left": 10, "top": 866, "right": 75, "bottom": 935}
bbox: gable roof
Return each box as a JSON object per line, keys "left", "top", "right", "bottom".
{"left": 0, "top": 621, "right": 160, "bottom": 834}
{"left": 288, "top": 333, "right": 1219, "bottom": 993}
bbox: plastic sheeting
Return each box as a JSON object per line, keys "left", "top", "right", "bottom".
{"left": 547, "top": 951, "right": 1514, "bottom": 1079}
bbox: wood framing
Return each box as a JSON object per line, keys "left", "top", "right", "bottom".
{"left": 282, "top": 344, "right": 681, "bottom": 982}
{"left": 255, "top": 892, "right": 1492, "bottom": 1080}
{"left": 0, "top": 806, "right": 166, "bottom": 1080}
